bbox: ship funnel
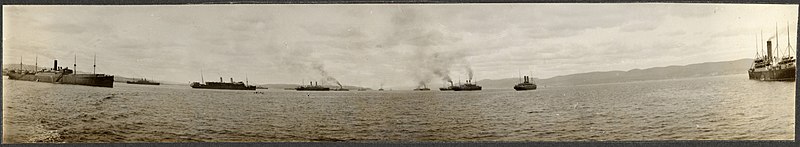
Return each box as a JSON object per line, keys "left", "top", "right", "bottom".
{"left": 53, "top": 60, "right": 58, "bottom": 70}
{"left": 230, "top": 78, "right": 233, "bottom": 83}
{"left": 767, "top": 41, "right": 773, "bottom": 62}
{"left": 220, "top": 77, "right": 223, "bottom": 82}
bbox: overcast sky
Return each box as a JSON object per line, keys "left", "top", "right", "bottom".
{"left": 3, "top": 4, "right": 798, "bottom": 88}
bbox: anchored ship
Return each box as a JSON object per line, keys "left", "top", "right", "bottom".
{"left": 190, "top": 70, "right": 255, "bottom": 90}
{"left": 6, "top": 57, "right": 114, "bottom": 88}
{"left": 296, "top": 81, "right": 331, "bottom": 91}
{"left": 748, "top": 25, "right": 795, "bottom": 81}
{"left": 126, "top": 78, "right": 160, "bottom": 85}
{"left": 513, "top": 76, "right": 537, "bottom": 91}
{"left": 452, "top": 80, "right": 482, "bottom": 91}
{"left": 191, "top": 77, "right": 256, "bottom": 90}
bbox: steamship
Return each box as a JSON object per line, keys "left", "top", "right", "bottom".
{"left": 5, "top": 59, "right": 114, "bottom": 88}
{"left": 513, "top": 75, "right": 537, "bottom": 91}
{"left": 190, "top": 77, "right": 256, "bottom": 90}
{"left": 748, "top": 27, "right": 795, "bottom": 81}
{"left": 126, "top": 78, "right": 160, "bottom": 85}
{"left": 452, "top": 80, "right": 482, "bottom": 91}
{"left": 296, "top": 81, "right": 331, "bottom": 91}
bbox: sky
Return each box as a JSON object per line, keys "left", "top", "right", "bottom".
{"left": 3, "top": 4, "right": 798, "bottom": 89}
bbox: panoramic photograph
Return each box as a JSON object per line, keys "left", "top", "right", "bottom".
{"left": 2, "top": 4, "right": 796, "bottom": 143}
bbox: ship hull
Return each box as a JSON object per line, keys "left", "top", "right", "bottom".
{"left": 514, "top": 86, "right": 537, "bottom": 91}
{"left": 191, "top": 85, "right": 256, "bottom": 90}
{"left": 452, "top": 86, "right": 482, "bottom": 91}
{"left": 748, "top": 66, "right": 796, "bottom": 81}
{"left": 296, "top": 89, "right": 331, "bottom": 91}
{"left": 126, "top": 81, "right": 161, "bottom": 85}
{"left": 6, "top": 73, "right": 114, "bottom": 88}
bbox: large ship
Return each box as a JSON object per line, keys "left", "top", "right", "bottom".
{"left": 513, "top": 76, "right": 537, "bottom": 91}
{"left": 5, "top": 59, "right": 114, "bottom": 88}
{"left": 296, "top": 81, "right": 331, "bottom": 91}
{"left": 748, "top": 26, "right": 795, "bottom": 81}
{"left": 451, "top": 80, "right": 482, "bottom": 91}
{"left": 126, "top": 78, "right": 160, "bottom": 85}
{"left": 190, "top": 77, "right": 256, "bottom": 90}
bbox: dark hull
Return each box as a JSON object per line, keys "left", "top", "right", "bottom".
{"left": 296, "top": 89, "right": 330, "bottom": 91}
{"left": 6, "top": 73, "right": 114, "bottom": 88}
{"left": 452, "top": 86, "right": 482, "bottom": 91}
{"left": 514, "top": 84, "right": 537, "bottom": 91}
{"left": 748, "top": 66, "right": 796, "bottom": 81}
{"left": 126, "top": 81, "right": 160, "bottom": 85}
{"left": 191, "top": 85, "right": 256, "bottom": 90}
{"left": 296, "top": 87, "right": 331, "bottom": 91}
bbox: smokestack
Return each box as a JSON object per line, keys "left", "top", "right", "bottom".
{"left": 54, "top": 60, "right": 58, "bottom": 70}
{"left": 310, "top": 81, "right": 313, "bottom": 86}
{"left": 315, "top": 81, "right": 318, "bottom": 86}
{"left": 220, "top": 77, "right": 223, "bottom": 82}
{"left": 767, "top": 41, "right": 773, "bottom": 62}
{"left": 230, "top": 78, "right": 233, "bottom": 83}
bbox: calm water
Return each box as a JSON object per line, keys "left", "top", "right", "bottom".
{"left": 2, "top": 74, "right": 795, "bottom": 143}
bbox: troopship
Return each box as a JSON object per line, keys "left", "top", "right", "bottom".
{"left": 296, "top": 81, "right": 331, "bottom": 91}
{"left": 190, "top": 70, "right": 256, "bottom": 90}
{"left": 190, "top": 76, "right": 256, "bottom": 90}
{"left": 6, "top": 58, "right": 114, "bottom": 88}
{"left": 452, "top": 80, "right": 482, "bottom": 91}
{"left": 513, "top": 75, "right": 537, "bottom": 91}
{"left": 126, "top": 78, "right": 160, "bottom": 85}
{"left": 748, "top": 26, "right": 795, "bottom": 81}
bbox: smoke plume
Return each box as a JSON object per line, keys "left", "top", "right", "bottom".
{"left": 312, "top": 62, "right": 342, "bottom": 87}
{"left": 466, "top": 66, "right": 474, "bottom": 81}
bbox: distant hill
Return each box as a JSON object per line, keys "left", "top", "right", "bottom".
{"left": 477, "top": 58, "right": 754, "bottom": 89}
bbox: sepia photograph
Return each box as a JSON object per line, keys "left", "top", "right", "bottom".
{"left": 2, "top": 3, "right": 797, "bottom": 143}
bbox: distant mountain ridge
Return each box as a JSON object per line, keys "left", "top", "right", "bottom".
{"left": 476, "top": 58, "right": 754, "bottom": 89}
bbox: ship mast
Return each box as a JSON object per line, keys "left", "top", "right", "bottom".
{"left": 35, "top": 55, "right": 38, "bottom": 72}
{"left": 93, "top": 53, "right": 96, "bottom": 74}
{"left": 761, "top": 30, "right": 764, "bottom": 59}
{"left": 776, "top": 23, "right": 779, "bottom": 58}
{"left": 788, "top": 23, "right": 794, "bottom": 57}
{"left": 73, "top": 54, "right": 77, "bottom": 71}
{"left": 19, "top": 55, "right": 23, "bottom": 70}
{"left": 200, "top": 69, "right": 205, "bottom": 83}
{"left": 245, "top": 73, "right": 249, "bottom": 86}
